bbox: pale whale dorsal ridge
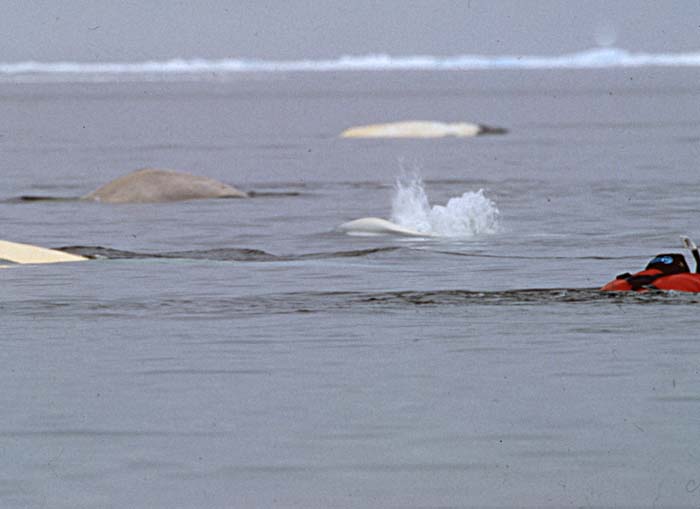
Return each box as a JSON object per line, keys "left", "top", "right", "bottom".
{"left": 340, "top": 121, "right": 507, "bottom": 139}
{"left": 0, "top": 240, "right": 88, "bottom": 265}
{"left": 337, "top": 217, "right": 432, "bottom": 237}
{"left": 82, "top": 168, "right": 248, "bottom": 203}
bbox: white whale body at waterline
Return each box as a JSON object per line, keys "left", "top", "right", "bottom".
{"left": 337, "top": 217, "right": 432, "bottom": 237}
{"left": 340, "top": 121, "right": 506, "bottom": 139}
{"left": 0, "top": 240, "right": 87, "bottom": 265}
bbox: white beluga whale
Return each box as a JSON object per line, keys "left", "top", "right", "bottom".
{"left": 340, "top": 121, "right": 506, "bottom": 139}
{"left": 337, "top": 217, "right": 433, "bottom": 237}
{"left": 82, "top": 168, "right": 248, "bottom": 203}
{"left": 0, "top": 240, "right": 87, "bottom": 265}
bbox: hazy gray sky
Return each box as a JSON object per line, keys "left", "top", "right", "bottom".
{"left": 1, "top": 1, "right": 698, "bottom": 62}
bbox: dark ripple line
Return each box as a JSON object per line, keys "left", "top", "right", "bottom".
{"left": 2, "top": 190, "right": 304, "bottom": 202}
{"left": 4, "top": 288, "right": 699, "bottom": 320}
{"left": 55, "top": 245, "right": 641, "bottom": 263}
{"left": 349, "top": 288, "right": 700, "bottom": 306}
{"left": 429, "top": 249, "right": 641, "bottom": 261}
{"left": 56, "top": 245, "right": 400, "bottom": 262}
{"left": 1, "top": 196, "right": 79, "bottom": 203}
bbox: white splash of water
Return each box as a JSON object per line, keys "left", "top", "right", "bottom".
{"left": 390, "top": 176, "right": 499, "bottom": 238}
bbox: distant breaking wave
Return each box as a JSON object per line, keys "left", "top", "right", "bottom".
{"left": 1, "top": 47, "right": 700, "bottom": 82}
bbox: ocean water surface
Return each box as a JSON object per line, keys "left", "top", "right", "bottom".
{"left": 1, "top": 63, "right": 700, "bottom": 507}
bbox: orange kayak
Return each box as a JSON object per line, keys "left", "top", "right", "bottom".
{"left": 601, "top": 253, "right": 700, "bottom": 292}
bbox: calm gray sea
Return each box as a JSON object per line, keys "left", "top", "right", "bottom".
{"left": 1, "top": 69, "right": 700, "bottom": 508}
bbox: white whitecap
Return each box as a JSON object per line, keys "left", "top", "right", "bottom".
{"left": 2, "top": 47, "right": 700, "bottom": 82}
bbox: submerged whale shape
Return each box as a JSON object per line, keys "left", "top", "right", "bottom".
{"left": 340, "top": 121, "right": 506, "bottom": 139}
{"left": 337, "top": 217, "right": 431, "bottom": 237}
{"left": 82, "top": 168, "right": 248, "bottom": 203}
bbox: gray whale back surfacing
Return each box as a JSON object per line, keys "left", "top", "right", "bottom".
{"left": 82, "top": 168, "right": 247, "bottom": 203}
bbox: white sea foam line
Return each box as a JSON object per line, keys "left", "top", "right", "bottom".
{"left": 1, "top": 48, "right": 700, "bottom": 81}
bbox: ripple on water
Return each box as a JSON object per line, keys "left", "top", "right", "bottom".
{"left": 3, "top": 287, "right": 699, "bottom": 320}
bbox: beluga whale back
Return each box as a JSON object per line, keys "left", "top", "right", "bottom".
{"left": 337, "top": 217, "right": 432, "bottom": 237}
{"left": 82, "top": 168, "right": 248, "bottom": 203}
{"left": 0, "top": 240, "right": 87, "bottom": 265}
{"left": 340, "top": 121, "right": 506, "bottom": 139}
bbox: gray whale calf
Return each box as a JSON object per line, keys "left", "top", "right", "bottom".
{"left": 82, "top": 168, "right": 247, "bottom": 203}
